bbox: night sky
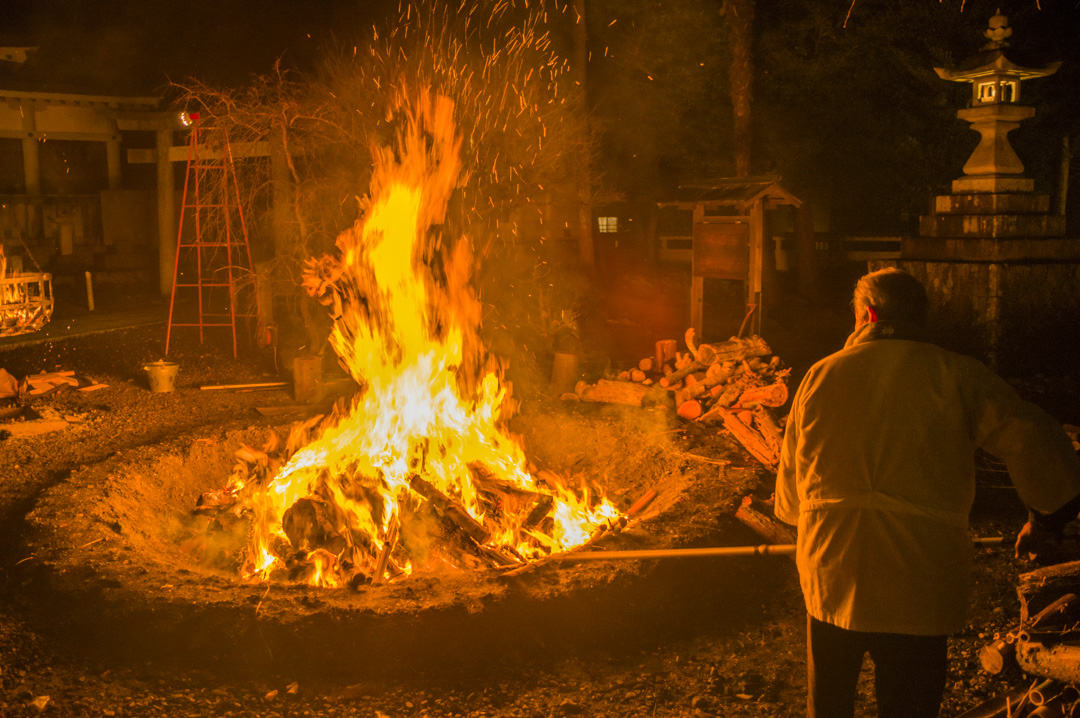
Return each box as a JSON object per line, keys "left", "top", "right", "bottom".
{"left": 0, "top": 0, "right": 392, "bottom": 94}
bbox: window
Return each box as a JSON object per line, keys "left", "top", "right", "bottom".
{"left": 598, "top": 216, "right": 618, "bottom": 233}
{"left": 1001, "top": 80, "right": 1017, "bottom": 103}
{"left": 977, "top": 82, "right": 996, "bottom": 102}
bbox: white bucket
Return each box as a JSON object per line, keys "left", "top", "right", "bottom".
{"left": 144, "top": 361, "right": 179, "bottom": 393}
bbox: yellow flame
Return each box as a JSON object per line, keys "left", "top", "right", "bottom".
{"left": 229, "top": 90, "right": 615, "bottom": 587}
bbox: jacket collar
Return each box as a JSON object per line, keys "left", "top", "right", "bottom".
{"left": 844, "top": 319, "right": 929, "bottom": 349}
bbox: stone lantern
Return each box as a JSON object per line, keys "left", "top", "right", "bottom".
{"left": 934, "top": 10, "right": 1060, "bottom": 192}
{"left": 891, "top": 10, "right": 1080, "bottom": 372}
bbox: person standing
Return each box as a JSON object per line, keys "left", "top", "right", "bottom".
{"left": 774, "top": 267, "right": 1080, "bottom": 718}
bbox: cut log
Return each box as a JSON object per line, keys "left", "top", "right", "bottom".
{"left": 979, "top": 638, "right": 1014, "bottom": 675}
{"left": 655, "top": 339, "right": 678, "bottom": 369}
{"left": 550, "top": 352, "right": 579, "bottom": 395}
{"left": 1019, "top": 562, "right": 1080, "bottom": 624}
{"left": 630, "top": 369, "right": 646, "bottom": 383}
{"left": 686, "top": 367, "right": 740, "bottom": 401}
{"left": 581, "top": 379, "right": 650, "bottom": 406}
{"left": 677, "top": 400, "right": 702, "bottom": 420}
{"left": 754, "top": 408, "right": 784, "bottom": 458}
{"left": 737, "top": 382, "right": 789, "bottom": 408}
{"left": 408, "top": 475, "right": 491, "bottom": 544}
{"left": 714, "top": 406, "right": 780, "bottom": 469}
{"left": 1016, "top": 642, "right": 1080, "bottom": 686}
{"left": 638, "top": 357, "right": 654, "bottom": 372}
{"left": 735, "top": 494, "right": 797, "bottom": 547}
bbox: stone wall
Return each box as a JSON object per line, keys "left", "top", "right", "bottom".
{"left": 883, "top": 258, "right": 1080, "bottom": 375}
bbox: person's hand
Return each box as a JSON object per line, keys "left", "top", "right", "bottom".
{"left": 1015, "top": 520, "right": 1060, "bottom": 560}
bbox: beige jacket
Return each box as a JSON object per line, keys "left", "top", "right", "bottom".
{"left": 775, "top": 322, "right": 1080, "bottom": 635}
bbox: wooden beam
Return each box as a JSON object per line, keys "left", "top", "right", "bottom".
{"left": 126, "top": 140, "right": 272, "bottom": 164}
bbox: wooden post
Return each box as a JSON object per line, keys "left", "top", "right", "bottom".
{"left": 156, "top": 127, "right": 177, "bottom": 297}
{"left": 747, "top": 198, "right": 764, "bottom": 335}
{"left": 690, "top": 204, "right": 706, "bottom": 337}
{"left": 794, "top": 202, "right": 817, "bottom": 299}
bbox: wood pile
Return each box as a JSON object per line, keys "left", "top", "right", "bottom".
{"left": 967, "top": 561, "right": 1080, "bottom": 716}
{"left": 568, "top": 329, "right": 790, "bottom": 470}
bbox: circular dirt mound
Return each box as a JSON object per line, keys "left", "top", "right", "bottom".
{"left": 20, "top": 402, "right": 781, "bottom": 680}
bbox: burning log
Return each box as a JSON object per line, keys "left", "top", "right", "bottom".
{"left": 408, "top": 475, "right": 491, "bottom": 545}
{"left": 194, "top": 488, "right": 238, "bottom": 515}
{"left": 372, "top": 517, "right": 399, "bottom": 584}
{"left": 501, "top": 488, "right": 660, "bottom": 579}
{"left": 468, "top": 463, "right": 550, "bottom": 528}
{"left": 283, "top": 496, "right": 347, "bottom": 555}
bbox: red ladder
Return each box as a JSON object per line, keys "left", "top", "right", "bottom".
{"left": 166, "top": 120, "right": 256, "bottom": 358}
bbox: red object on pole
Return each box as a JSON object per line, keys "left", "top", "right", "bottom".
{"left": 166, "top": 122, "right": 257, "bottom": 358}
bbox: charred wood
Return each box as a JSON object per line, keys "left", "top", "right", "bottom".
{"left": 408, "top": 475, "right": 491, "bottom": 545}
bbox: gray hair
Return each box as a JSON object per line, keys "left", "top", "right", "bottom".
{"left": 853, "top": 268, "right": 929, "bottom": 326}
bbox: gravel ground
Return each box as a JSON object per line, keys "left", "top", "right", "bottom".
{"left": 0, "top": 318, "right": 1074, "bottom": 718}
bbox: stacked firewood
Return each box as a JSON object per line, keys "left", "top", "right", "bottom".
{"left": 570, "top": 330, "right": 790, "bottom": 469}
{"left": 972, "top": 560, "right": 1080, "bottom": 716}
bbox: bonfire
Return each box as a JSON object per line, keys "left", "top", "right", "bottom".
{"left": 194, "top": 91, "right": 620, "bottom": 588}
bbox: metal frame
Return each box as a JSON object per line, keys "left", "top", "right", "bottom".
{"left": 165, "top": 123, "right": 257, "bottom": 357}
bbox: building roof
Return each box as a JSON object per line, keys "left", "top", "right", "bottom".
{"left": 656, "top": 177, "right": 802, "bottom": 210}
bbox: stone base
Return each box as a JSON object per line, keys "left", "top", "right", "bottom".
{"left": 874, "top": 258, "right": 1080, "bottom": 374}
{"left": 934, "top": 193, "right": 1049, "bottom": 215}
{"left": 919, "top": 213, "right": 1066, "bottom": 239}
{"left": 903, "top": 236, "right": 1080, "bottom": 262}
{"left": 952, "top": 175, "right": 1035, "bottom": 194}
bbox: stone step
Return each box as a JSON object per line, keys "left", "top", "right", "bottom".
{"left": 934, "top": 193, "right": 1049, "bottom": 215}
{"left": 919, "top": 212, "right": 1065, "bottom": 238}
{"left": 902, "top": 236, "right": 1080, "bottom": 263}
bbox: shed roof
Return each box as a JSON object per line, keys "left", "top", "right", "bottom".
{"left": 657, "top": 176, "right": 801, "bottom": 210}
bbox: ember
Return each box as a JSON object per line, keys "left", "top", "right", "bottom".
{"left": 194, "top": 91, "right": 619, "bottom": 588}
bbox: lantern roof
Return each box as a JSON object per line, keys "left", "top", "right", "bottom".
{"left": 934, "top": 11, "right": 1060, "bottom": 83}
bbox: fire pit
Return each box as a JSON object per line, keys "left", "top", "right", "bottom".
{"left": 17, "top": 92, "right": 787, "bottom": 680}
{"left": 20, "top": 405, "right": 774, "bottom": 680}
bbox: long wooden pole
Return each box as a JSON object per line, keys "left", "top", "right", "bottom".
{"left": 550, "top": 536, "right": 1004, "bottom": 562}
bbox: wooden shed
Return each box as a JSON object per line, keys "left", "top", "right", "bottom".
{"left": 658, "top": 178, "right": 802, "bottom": 337}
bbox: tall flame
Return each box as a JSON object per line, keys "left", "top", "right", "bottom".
{"left": 226, "top": 91, "right": 616, "bottom": 587}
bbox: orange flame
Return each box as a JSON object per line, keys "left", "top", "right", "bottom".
{"left": 228, "top": 91, "right": 616, "bottom": 586}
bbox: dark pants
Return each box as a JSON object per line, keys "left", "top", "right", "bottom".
{"left": 807, "top": 615, "right": 948, "bottom": 718}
